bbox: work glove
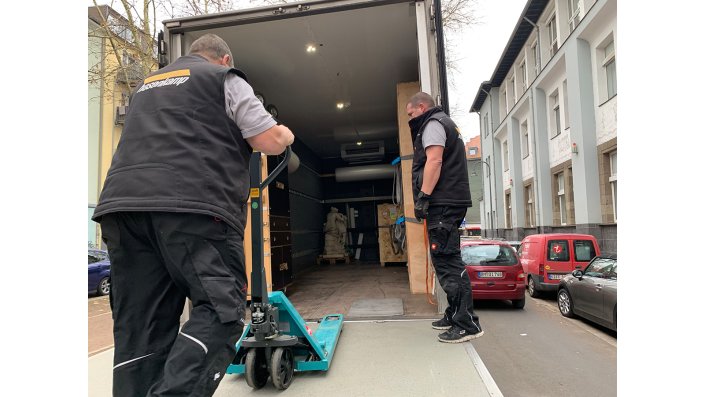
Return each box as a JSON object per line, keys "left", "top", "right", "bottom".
{"left": 414, "top": 191, "right": 431, "bottom": 220}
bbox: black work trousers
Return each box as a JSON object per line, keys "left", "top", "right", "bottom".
{"left": 100, "top": 212, "right": 247, "bottom": 397}
{"left": 426, "top": 206, "right": 482, "bottom": 333}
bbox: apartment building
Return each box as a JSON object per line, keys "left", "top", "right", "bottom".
{"left": 470, "top": 0, "right": 617, "bottom": 252}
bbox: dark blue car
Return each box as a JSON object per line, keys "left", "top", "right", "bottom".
{"left": 88, "top": 249, "right": 111, "bottom": 296}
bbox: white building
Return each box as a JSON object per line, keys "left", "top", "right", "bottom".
{"left": 470, "top": 0, "right": 617, "bottom": 252}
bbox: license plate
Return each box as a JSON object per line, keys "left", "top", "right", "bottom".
{"left": 548, "top": 273, "right": 564, "bottom": 280}
{"left": 478, "top": 272, "right": 503, "bottom": 278}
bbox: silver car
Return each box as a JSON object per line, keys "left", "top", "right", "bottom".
{"left": 557, "top": 254, "right": 617, "bottom": 331}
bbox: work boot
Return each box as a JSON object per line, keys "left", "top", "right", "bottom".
{"left": 438, "top": 326, "right": 484, "bottom": 343}
{"left": 431, "top": 317, "right": 452, "bottom": 330}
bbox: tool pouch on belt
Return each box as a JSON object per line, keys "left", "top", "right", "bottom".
{"left": 427, "top": 221, "right": 460, "bottom": 256}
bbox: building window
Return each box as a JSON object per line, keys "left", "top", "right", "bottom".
{"left": 500, "top": 88, "right": 507, "bottom": 117}
{"left": 603, "top": 40, "right": 617, "bottom": 99}
{"left": 484, "top": 113, "right": 489, "bottom": 137}
{"left": 521, "top": 121, "right": 529, "bottom": 158}
{"left": 525, "top": 184, "right": 534, "bottom": 227}
{"left": 550, "top": 91, "right": 561, "bottom": 138}
{"left": 509, "top": 75, "right": 516, "bottom": 105}
{"left": 609, "top": 151, "right": 617, "bottom": 222}
{"left": 532, "top": 41, "right": 540, "bottom": 77}
{"left": 506, "top": 192, "right": 512, "bottom": 229}
{"left": 562, "top": 80, "right": 570, "bottom": 129}
{"left": 468, "top": 147, "right": 478, "bottom": 156}
{"left": 557, "top": 172, "right": 567, "bottom": 225}
{"left": 519, "top": 59, "right": 528, "bottom": 92}
{"left": 503, "top": 141, "right": 509, "bottom": 171}
{"left": 547, "top": 13, "right": 558, "bottom": 56}
{"left": 569, "top": 0, "right": 582, "bottom": 32}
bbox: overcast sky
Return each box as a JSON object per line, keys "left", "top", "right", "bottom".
{"left": 445, "top": 0, "right": 527, "bottom": 141}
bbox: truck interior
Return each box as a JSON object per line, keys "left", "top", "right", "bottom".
{"left": 169, "top": 1, "right": 439, "bottom": 318}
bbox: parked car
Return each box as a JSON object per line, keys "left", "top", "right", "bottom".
{"left": 88, "top": 249, "right": 111, "bottom": 296}
{"left": 517, "top": 233, "right": 600, "bottom": 298}
{"left": 461, "top": 239, "right": 526, "bottom": 309}
{"left": 557, "top": 254, "right": 617, "bottom": 331}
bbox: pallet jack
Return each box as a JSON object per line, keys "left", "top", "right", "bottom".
{"left": 227, "top": 147, "right": 344, "bottom": 390}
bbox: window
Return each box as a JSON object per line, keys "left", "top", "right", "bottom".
{"left": 562, "top": 80, "right": 570, "bottom": 129}
{"left": 525, "top": 184, "right": 534, "bottom": 227}
{"left": 503, "top": 141, "right": 509, "bottom": 171}
{"left": 550, "top": 91, "right": 561, "bottom": 137}
{"left": 462, "top": 244, "right": 518, "bottom": 266}
{"left": 89, "top": 254, "right": 100, "bottom": 264}
{"left": 569, "top": 0, "right": 582, "bottom": 32}
{"left": 547, "top": 13, "right": 558, "bottom": 56}
{"left": 509, "top": 75, "right": 516, "bottom": 104}
{"left": 484, "top": 113, "right": 489, "bottom": 137}
{"left": 603, "top": 40, "right": 617, "bottom": 99}
{"left": 547, "top": 240, "right": 570, "bottom": 261}
{"left": 584, "top": 257, "right": 616, "bottom": 278}
{"left": 468, "top": 147, "right": 478, "bottom": 156}
{"left": 557, "top": 172, "right": 567, "bottom": 225}
{"left": 500, "top": 88, "right": 507, "bottom": 116}
{"left": 574, "top": 240, "right": 596, "bottom": 262}
{"left": 532, "top": 41, "right": 540, "bottom": 77}
{"left": 519, "top": 60, "right": 527, "bottom": 92}
{"left": 505, "top": 193, "right": 512, "bottom": 228}
{"left": 521, "top": 121, "right": 529, "bottom": 158}
{"left": 609, "top": 151, "right": 617, "bottom": 222}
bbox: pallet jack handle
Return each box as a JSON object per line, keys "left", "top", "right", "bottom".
{"left": 249, "top": 146, "right": 292, "bottom": 307}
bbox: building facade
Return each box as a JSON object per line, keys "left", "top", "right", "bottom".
{"left": 470, "top": 0, "right": 617, "bottom": 252}
{"left": 465, "top": 136, "right": 483, "bottom": 230}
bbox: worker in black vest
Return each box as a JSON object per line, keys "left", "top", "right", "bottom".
{"left": 406, "top": 92, "right": 483, "bottom": 343}
{"left": 92, "top": 34, "right": 295, "bottom": 396}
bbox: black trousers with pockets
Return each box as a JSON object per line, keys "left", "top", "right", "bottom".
{"left": 426, "top": 206, "right": 482, "bottom": 333}
{"left": 100, "top": 212, "right": 247, "bottom": 397}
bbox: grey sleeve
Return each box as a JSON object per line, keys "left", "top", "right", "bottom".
{"left": 422, "top": 120, "right": 447, "bottom": 148}
{"left": 224, "top": 73, "right": 277, "bottom": 139}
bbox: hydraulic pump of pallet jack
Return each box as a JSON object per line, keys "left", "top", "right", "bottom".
{"left": 250, "top": 302, "right": 280, "bottom": 341}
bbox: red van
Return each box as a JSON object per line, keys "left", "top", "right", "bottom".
{"left": 517, "top": 234, "right": 600, "bottom": 297}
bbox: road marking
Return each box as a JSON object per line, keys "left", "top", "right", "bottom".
{"left": 464, "top": 343, "right": 504, "bottom": 397}
{"left": 530, "top": 297, "right": 617, "bottom": 348}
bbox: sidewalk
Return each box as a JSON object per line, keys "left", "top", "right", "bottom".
{"left": 88, "top": 319, "right": 500, "bottom": 396}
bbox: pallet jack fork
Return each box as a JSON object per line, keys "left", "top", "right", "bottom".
{"left": 227, "top": 147, "right": 344, "bottom": 390}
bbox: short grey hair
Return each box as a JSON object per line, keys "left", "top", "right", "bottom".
{"left": 189, "top": 34, "right": 233, "bottom": 66}
{"left": 408, "top": 92, "right": 435, "bottom": 108}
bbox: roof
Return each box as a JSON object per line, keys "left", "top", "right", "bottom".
{"left": 521, "top": 233, "right": 598, "bottom": 241}
{"left": 461, "top": 239, "right": 513, "bottom": 247}
{"left": 470, "top": 0, "right": 549, "bottom": 113}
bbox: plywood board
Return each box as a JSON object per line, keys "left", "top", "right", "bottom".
{"left": 396, "top": 81, "right": 431, "bottom": 294}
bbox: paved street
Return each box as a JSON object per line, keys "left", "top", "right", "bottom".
{"left": 471, "top": 295, "right": 617, "bottom": 397}
{"left": 89, "top": 289, "right": 616, "bottom": 396}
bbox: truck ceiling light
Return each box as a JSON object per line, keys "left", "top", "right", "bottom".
{"left": 306, "top": 45, "right": 317, "bottom": 53}
{"left": 356, "top": 141, "right": 363, "bottom": 146}
{"left": 336, "top": 102, "right": 345, "bottom": 109}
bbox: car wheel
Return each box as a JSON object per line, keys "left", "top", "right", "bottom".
{"left": 527, "top": 277, "right": 540, "bottom": 298}
{"left": 557, "top": 288, "right": 574, "bottom": 318}
{"left": 97, "top": 277, "right": 111, "bottom": 296}
{"left": 512, "top": 297, "right": 525, "bottom": 309}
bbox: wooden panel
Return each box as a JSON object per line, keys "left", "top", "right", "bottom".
{"left": 396, "top": 81, "right": 430, "bottom": 294}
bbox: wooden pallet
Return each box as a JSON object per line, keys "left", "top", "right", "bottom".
{"left": 317, "top": 254, "right": 350, "bottom": 265}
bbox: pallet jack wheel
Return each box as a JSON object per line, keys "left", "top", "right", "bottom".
{"left": 244, "top": 348, "right": 269, "bottom": 389}
{"left": 269, "top": 347, "right": 294, "bottom": 390}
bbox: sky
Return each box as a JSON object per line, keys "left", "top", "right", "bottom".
{"left": 445, "top": 0, "right": 527, "bottom": 141}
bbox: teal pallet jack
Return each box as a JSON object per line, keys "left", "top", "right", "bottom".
{"left": 227, "top": 147, "right": 344, "bottom": 390}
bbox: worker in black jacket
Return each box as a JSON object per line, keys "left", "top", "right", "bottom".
{"left": 406, "top": 91, "right": 483, "bottom": 343}
{"left": 92, "top": 34, "right": 294, "bottom": 396}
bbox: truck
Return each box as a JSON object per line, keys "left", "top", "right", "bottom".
{"left": 158, "top": 0, "right": 452, "bottom": 301}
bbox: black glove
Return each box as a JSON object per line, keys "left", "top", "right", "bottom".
{"left": 414, "top": 191, "right": 431, "bottom": 220}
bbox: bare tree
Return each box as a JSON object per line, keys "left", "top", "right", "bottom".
{"left": 88, "top": 1, "right": 159, "bottom": 104}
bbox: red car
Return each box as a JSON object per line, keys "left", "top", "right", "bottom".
{"left": 461, "top": 239, "right": 526, "bottom": 309}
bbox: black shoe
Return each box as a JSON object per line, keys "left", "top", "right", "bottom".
{"left": 431, "top": 317, "right": 452, "bottom": 330}
{"left": 438, "top": 326, "right": 484, "bottom": 343}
